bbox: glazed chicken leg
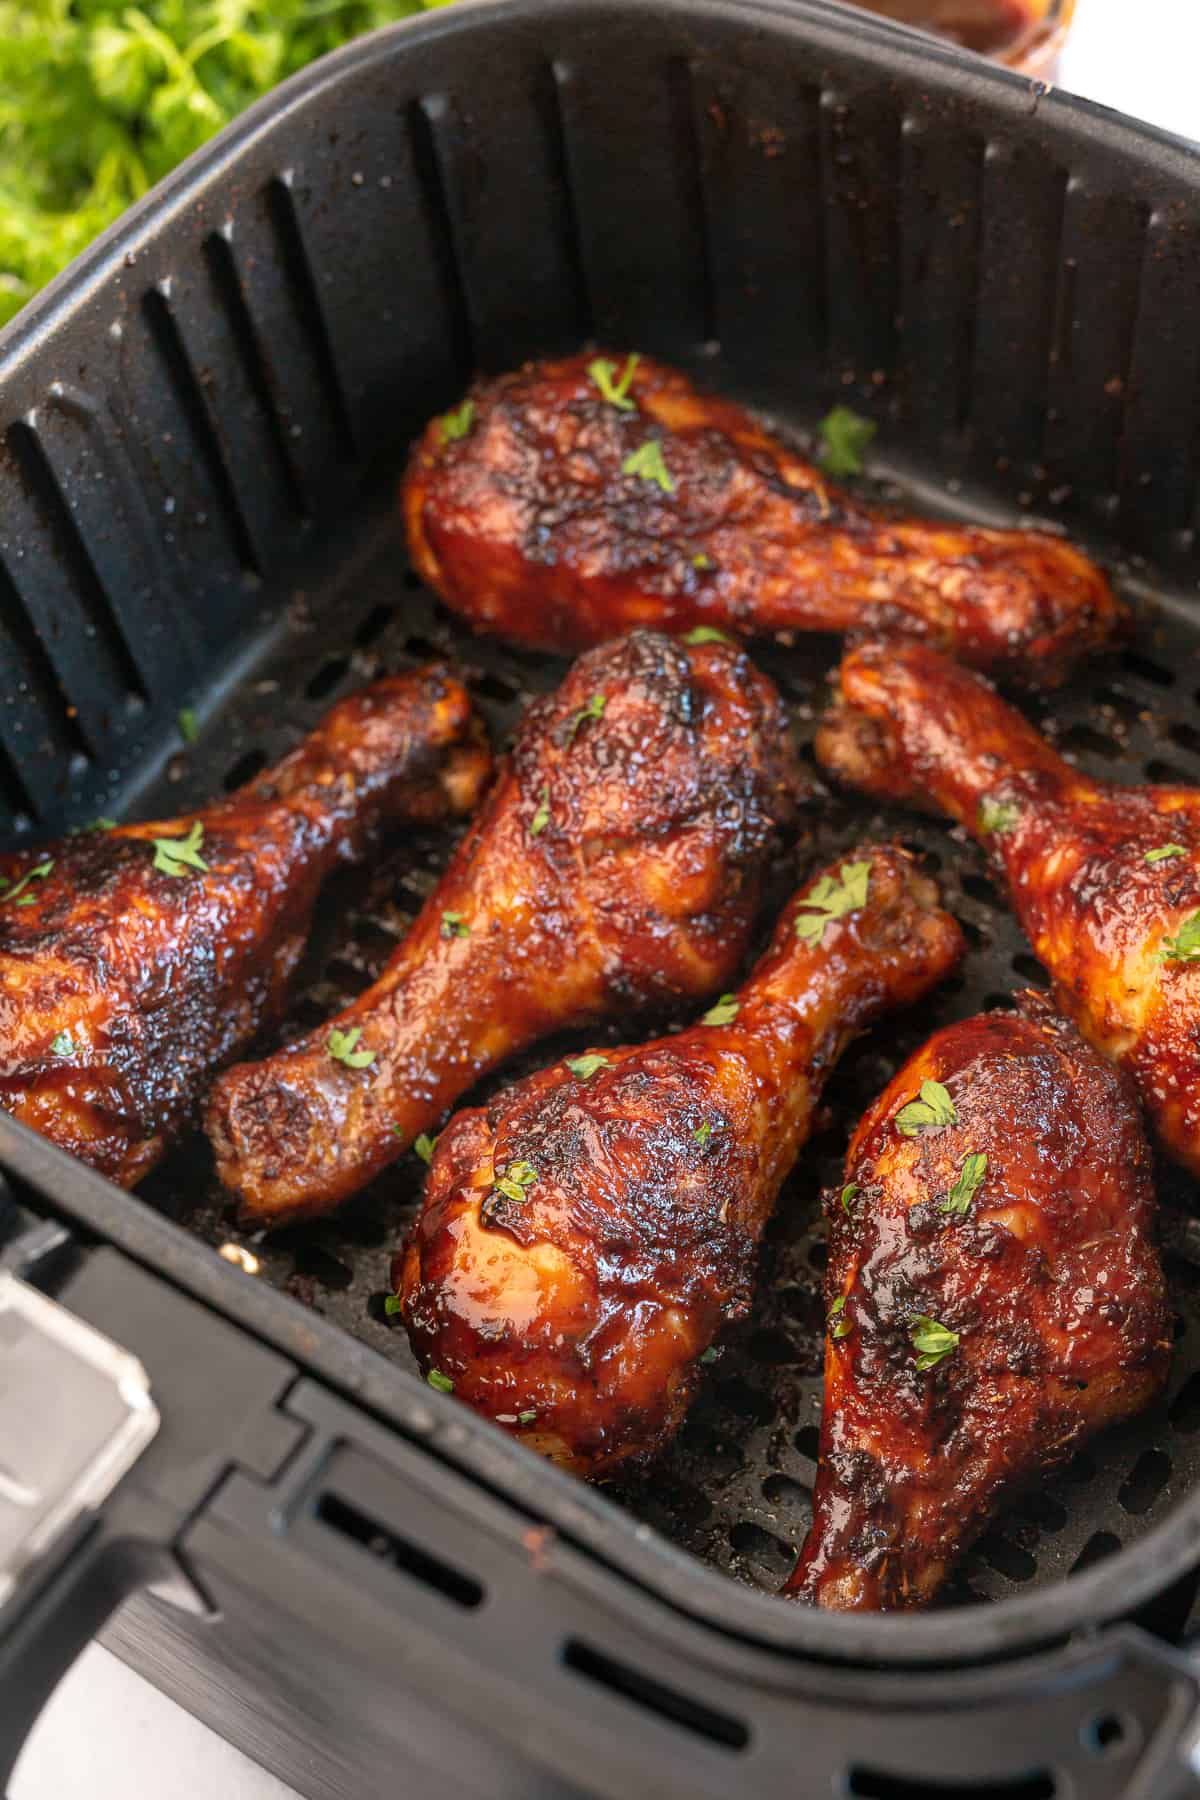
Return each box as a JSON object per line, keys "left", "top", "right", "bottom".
{"left": 397, "top": 846, "right": 963, "bottom": 1477}
{"left": 817, "top": 638, "right": 1200, "bottom": 1177}
{"left": 404, "top": 352, "right": 1123, "bottom": 685}
{"left": 0, "top": 668, "right": 490, "bottom": 1186}
{"left": 207, "top": 631, "right": 800, "bottom": 1226}
{"left": 786, "top": 995, "right": 1170, "bottom": 1611}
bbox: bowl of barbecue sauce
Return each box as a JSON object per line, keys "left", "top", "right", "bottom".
{"left": 847, "top": 0, "right": 1075, "bottom": 77}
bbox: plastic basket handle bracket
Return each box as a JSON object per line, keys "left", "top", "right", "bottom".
{"left": 0, "top": 1270, "right": 176, "bottom": 1787}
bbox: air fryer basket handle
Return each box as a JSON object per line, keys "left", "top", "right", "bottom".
{"left": 0, "top": 1230, "right": 304, "bottom": 1790}
{"left": 0, "top": 1499, "right": 177, "bottom": 1791}
{"left": 0, "top": 1263, "right": 174, "bottom": 1789}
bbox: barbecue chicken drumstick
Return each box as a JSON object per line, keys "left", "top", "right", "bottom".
{"left": 817, "top": 638, "right": 1200, "bottom": 1177}
{"left": 786, "top": 995, "right": 1170, "bottom": 1611}
{"left": 396, "top": 846, "right": 963, "bottom": 1477}
{"left": 207, "top": 631, "right": 800, "bottom": 1227}
{"left": 0, "top": 668, "right": 490, "bottom": 1187}
{"left": 404, "top": 352, "right": 1123, "bottom": 685}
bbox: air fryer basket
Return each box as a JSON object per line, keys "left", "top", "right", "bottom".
{"left": 6, "top": 1, "right": 1200, "bottom": 1794}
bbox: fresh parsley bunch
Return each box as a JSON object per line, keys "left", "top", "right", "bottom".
{"left": 0, "top": 0, "right": 449, "bottom": 325}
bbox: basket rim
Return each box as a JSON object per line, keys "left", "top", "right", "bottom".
{"left": 4, "top": 0, "right": 1200, "bottom": 1672}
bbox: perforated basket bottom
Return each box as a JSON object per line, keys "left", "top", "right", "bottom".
{"left": 136, "top": 470, "right": 1200, "bottom": 1616}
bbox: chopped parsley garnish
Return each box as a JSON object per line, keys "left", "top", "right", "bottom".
{"left": 693, "top": 1119, "right": 717, "bottom": 1148}
{"left": 518, "top": 1409, "right": 538, "bottom": 1425}
{"left": 691, "top": 553, "right": 714, "bottom": 573}
{"left": 682, "top": 624, "right": 729, "bottom": 645}
{"left": 940, "top": 1151, "right": 987, "bottom": 1216}
{"left": 978, "top": 796, "right": 1021, "bottom": 836}
{"left": 151, "top": 822, "right": 208, "bottom": 878}
{"left": 177, "top": 707, "right": 198, "bottom": 743}
{"left": 565, "top": 693, "right": 606, "bottom": 745}
{"left": 700, "top": 1346, "right": 720, "bottom": 1365}
{"left": 622, "top": 439, "right": 675, "bottom": 494}
{"left": 1146, "top": 844, "right": 1187, "bottom": 863}
{"left": 530, "top": 785, "right": 551, "bottom": 836}
{"left": 910, "top": 1314, "right": 959, "bottom": 1371}
{"left": 440, "top": 909, "right": 470, "bottom": 939}
{"left": 438, "top": 399, "right": 475, "bottom": 444}
{"left": 383, "top": 1293, "right": 403, "bottom": 1317}
{"left": 816, "top": 405, "right": 876, "bottom": 478}
{"left": 702, "top": 994, "right": 739, "bottom": 1026}
{"left": 794, "top": 860, "right": 871, "bottom": 945}
{"left": 588, "top": 352, "right": 639, "bottom": 410}
{"left": 494, "top": 1160, "right": 537, "bottom": 1203}
{"left": 426, "top": 1369, "right": 455, "bottom": 1393}
{"left": 565, "top": 1053, "right": 609, "bottom": 1080}
{"left": 50, "top": 1031, "right": 74, "bottom": 1057}
{"left": 895, "top": 1079, "right": 958, "bottom": 1136}
{"left": 327, "top": 1026, "right": 375, "bottom": 1069}
{"left": 828, "top": 1294, "right": 853, "bottom": 1340}
{"left": 0, "top": 859, "right": 52, "bottom": 906}
{"left": 414, "top": 1132, "right": 438, "bottom": 1166}
{"left": 840, "top": 1182, "right": 858, "bottom": 1215}
{"left": 1162, "top": 911, "right": 1200, "bottom": 963}
{"left": 69, "top": 816, "right": 116, "bottom": 835}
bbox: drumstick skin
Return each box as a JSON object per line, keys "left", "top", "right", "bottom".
{"left": 0, "top": 667, "right": 490, "bottom": 1185}
{"left": 786, "top": 996, "right": 1170, "bottom": 1611}
{"left": 816, "top": 637, "right": 1200, "bottom": 1178}
{"left": 206, "top": 630, "right": 800, "bottom": 1226}
{"left": 396, "top": 845, "right": 963, "bottom": 1478}
{"left": 403, "top": 351, "right": 1125, "bottom": 685}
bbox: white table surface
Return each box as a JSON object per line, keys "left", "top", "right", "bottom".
{"left": 11, "top": 3, "right": 1200, "bottom": 1795}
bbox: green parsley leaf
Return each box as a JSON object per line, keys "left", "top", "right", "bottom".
{"left": 692, "top": 553, "right": 714, "bottom": 572}
{"left": 327, "top": 1026, "right": 376, "bottom": 1069}
{"left": 682, "top": 624, "right": 730, "bottom": 645}
{"left": 939, "top": 1150, "right": 988, "bottom": 1216}
{"left": 383, "top": 1293, "right": 403, "bottom": 1317}
{"left": 440, "top": 909, "right": 470, "bottom": 939}
{"left": 840, "top": 1182, "right": 858, "bottom": 1215}
{"left": 979, "top": 796, "right": 1021, "bottom": 836}
{"left": 817, "top": 405, "right": 876, "bottom": 478}
{"left": 0, "top": 859, "right": 52, "bottom": 907}
{"left": 438, "top": 399, "right": 475, "bottom": 444}
{"left": 518, "top": 1409, "right": 538, "bottom": 1425}
{"left": 565, "top": 693, "right": 606, "bottom": 745}
{"left": 699, "top": 1346, "right": 720, "bottom": 1365}
{"left": 621, "top": 439, "right": 675, "bottom": 494}
{"left": 414, "top": 1132, "right": 438, "bottom": 1166}
{"left": 693, "top": 1119, "right": 717, "bottom": 1148}
{"left": 177, "top": 707, "right": 198, "bottom": 743}
{"left": 494, "top": 1160, "right": 537, "bottom": 1203}
{"left": 895, "top": 1079, "right": 958, "bottom": 1136}
{"left": 828, "top": 1294, "right": 854, "bottom": 1340}
{"left": 588, "top": 352, "right": 639, "bottom": 410}
{"left": 1162, "top": 911, "right": 1200, "bottom": 962}
{"left": 565, "top": 1053, "right": 609, "bottom": 1080}
{"left": 69, "top": 817, "right": 117, "bottom": 835}
{"left": 151, "top": 822, "right": 208, "bottom": 878}
{"left": 910, "top": 1314, "right": 959, "bottom": 1371}
{"left": 702, "top": 994, "right": 739, "bottom": 1026}
{"left": 794, "top": 860, "right": 871, "bottom": 945}
{"left": 50, "top": 1031, "right": 74, "bottom": 1057}
{"left": 1146, "top": 844, "right": 1187, "bottom": 863}
{"left": 426, "top": 1369, "right": 455, "bottom": 1393}
{"left": 530, "top": 784, "right": 551, "bottom": 836}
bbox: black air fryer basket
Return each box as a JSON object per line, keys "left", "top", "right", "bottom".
{"left": 6, "top": 2, "right": 1200, "bottom": 1794}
